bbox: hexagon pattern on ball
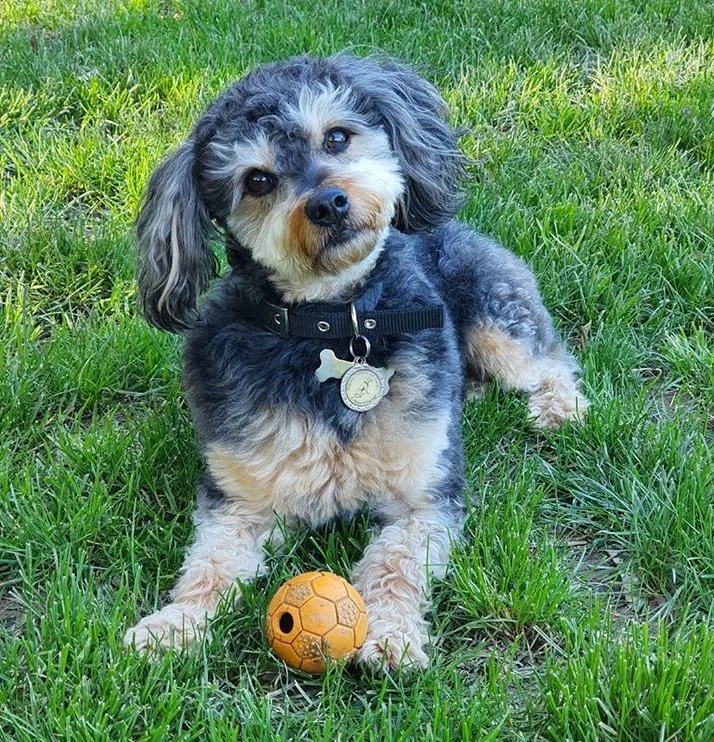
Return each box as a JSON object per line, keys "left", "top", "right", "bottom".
{"left": 266, "top": 571, "right": 368, "bottom": 673}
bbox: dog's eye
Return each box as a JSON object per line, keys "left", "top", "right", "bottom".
{"left": 245, "top": 169, "right": 277, "bottom": 197}
{"left": 323, "top": 128, "right": 350, "bottom": 154}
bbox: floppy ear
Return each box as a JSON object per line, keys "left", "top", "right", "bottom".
{"left": 135, "top": 140, "right": 218, "bottom": 332}
{"left": 335, "top": 56, "right": 468, "bottom": 232}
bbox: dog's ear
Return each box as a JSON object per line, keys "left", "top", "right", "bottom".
{"left": 135, "top": 140, "right": 218, "bottom": 332}
{"left": 336, "top": 56, "right": 468, "bottom": 232}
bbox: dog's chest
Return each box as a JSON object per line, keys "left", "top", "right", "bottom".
{"left": 205, "top": 372, "right": 449, "bottom": 527}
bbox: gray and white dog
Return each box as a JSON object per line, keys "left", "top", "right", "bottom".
{"left": 124, "top": 54, "right": 588, "bottom": 668}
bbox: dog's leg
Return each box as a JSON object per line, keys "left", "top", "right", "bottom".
{"left": 466, "top": 323, "right": 588, "bottom": 429}
{"left": 124, "top": 483, "right": 275, "bottom": 652}
{"left": 435, "top": 226, "right": 588, "bottom": 429}
{"left": 351, "top": 499, "right": 460, "bottom": 670}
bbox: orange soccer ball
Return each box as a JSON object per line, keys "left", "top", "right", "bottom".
{"left": 266, "top": 571, "right": 368, "bottom": 673}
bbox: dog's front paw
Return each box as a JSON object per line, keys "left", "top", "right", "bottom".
{"left": 124, "top": 602, "right": 207, "bottom": 653}
{"left": 357, "top": 618, "right": 429, "bottom": 670}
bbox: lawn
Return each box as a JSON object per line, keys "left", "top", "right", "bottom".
{"left": 1, "top": 0, "right": 712, "bottom": 738}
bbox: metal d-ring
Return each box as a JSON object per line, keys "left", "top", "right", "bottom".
{"left": 349, "top": 301, "right": 360, "bottom": 336}
{"left": 349, "top": 335, "right": 371, "bottom": 361}
{"left": 349, "top": 302, "right": 370, "bottom": 359}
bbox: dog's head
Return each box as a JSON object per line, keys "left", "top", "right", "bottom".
{"left": 136, "top": 54, "right": 467, "bottom": 331}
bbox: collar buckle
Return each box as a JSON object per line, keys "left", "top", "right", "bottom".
{"left": 266, "top": 301, "right": 290, "bottom": 338}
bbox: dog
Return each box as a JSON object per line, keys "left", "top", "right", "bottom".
{"left": 124, "top": 53, "right": 588, "bottom": 668}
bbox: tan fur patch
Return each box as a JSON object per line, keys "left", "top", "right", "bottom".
{"left": 206, "top": 362, "right": 444, "bottom": 526}
{"left": 314, "top": 232, "right": 379, "bottom": 274}
{"left": 466, "top": 324, "right": 588, "bottom": 428}
{"left": 466, "top": 325, "right": 540, "bottom": 392}
{"left": 172, "top": 560, "right": 234, "bottom": 607}
{"left": 329, "top": 178, "right": 384, "bottom": 232}
{"left": 202, "top": 451, "right": 276, "bottom": 517}
{"left": 286, "top": 195, "right": 319, "bottom": 266}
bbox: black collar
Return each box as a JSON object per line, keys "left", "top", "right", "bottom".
{"left": 234, "top": 291, "right": 444, "bottom": 340}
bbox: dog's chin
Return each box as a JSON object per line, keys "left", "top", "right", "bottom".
{"left": 315, "top": 226, "right": 381, "bottom": 274}
{"left": 270, "top": 224, "right": 387, "bottom": 303}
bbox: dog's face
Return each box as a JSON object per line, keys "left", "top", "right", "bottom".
{"left": 136, "top": 55, "right": 466, "bottom": 331}
{"left": 199, "top": 83, "right": 404, "bottom": 295}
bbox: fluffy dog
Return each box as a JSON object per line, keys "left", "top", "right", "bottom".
{"left": 124, "top": 54, "right": 588, "bottom": 668}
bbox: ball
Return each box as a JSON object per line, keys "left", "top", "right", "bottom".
{"left": 266, "top": 571, "right": 368, "bottom": 673}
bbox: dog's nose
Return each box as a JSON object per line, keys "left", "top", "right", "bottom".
{"left": 305, "top": 187, "right": 350, "bottom": 226}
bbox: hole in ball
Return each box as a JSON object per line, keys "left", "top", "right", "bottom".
{"left": 279, "top": 612, "right": 294, "bottom": 634}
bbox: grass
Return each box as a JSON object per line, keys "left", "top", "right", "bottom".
{"left": 1, "top": 0, "right": 713, "bottom": 738}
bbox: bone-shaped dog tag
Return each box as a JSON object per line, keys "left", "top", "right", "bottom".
{"left": 315, "top": 349, "right": 355, "bottom": 382}
{"left": 315, "top": 349, "right": 395, "bottom": 411}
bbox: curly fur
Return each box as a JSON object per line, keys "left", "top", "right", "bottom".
{"left": 126, "top": 54, "right": 588, "bottom": 669}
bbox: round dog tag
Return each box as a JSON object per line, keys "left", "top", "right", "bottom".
{"left": 340, "top": 363, "right": 387, "bottom": 412}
